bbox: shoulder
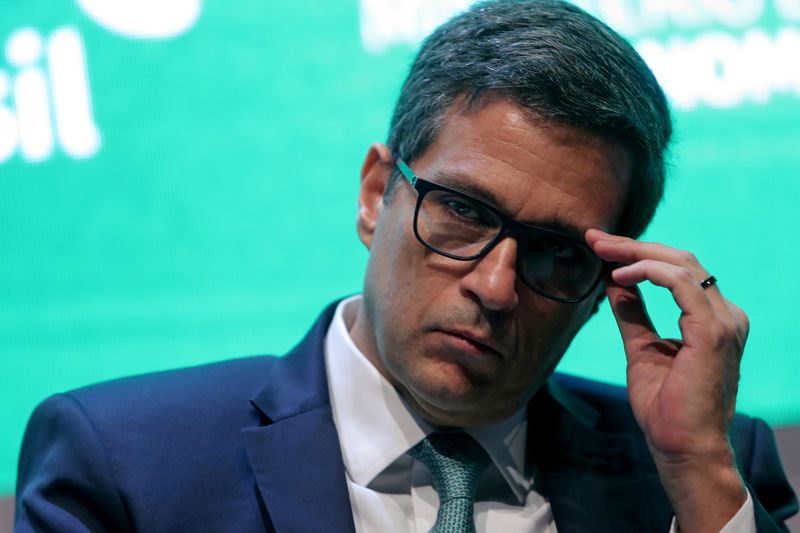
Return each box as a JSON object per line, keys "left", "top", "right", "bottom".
{"left": 15, "top": 301, "right": 339, "bottom": 532}
{"left": 551, "top": 372, "right": 780, "bottom": 463}
{"left": 552, "top": 372, "right": 778, "bottom": 456}
{"left": 66, "top": 354, "right": 284, "bottom": 414}
{"left": 16, "top": 354, "right": 300, "bottom": 530}
{"left": 550, "top": 373, "right": 798, "bottom": 528}
{"left": 24, "top": 355, "right": 286, "bottom": 458}
{"left": 62, "top": 299, "right": 342, "bottom": 421}
{"left": 22, "top": 300, "right": 340, "bottom": 463}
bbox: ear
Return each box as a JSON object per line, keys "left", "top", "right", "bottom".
{"left": 357, "top": 142, "right": 393, "bottom": 250}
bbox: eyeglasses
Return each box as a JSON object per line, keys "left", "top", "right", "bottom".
{"left": 395, "top": 157, "right": 606, "bottom": 303}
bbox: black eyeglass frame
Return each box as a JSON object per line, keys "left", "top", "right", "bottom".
{"left": 394, "top": 157, "right": 608, "bottom": 303}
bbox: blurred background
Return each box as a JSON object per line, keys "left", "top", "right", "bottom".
{"left": 1, "top": 0, "right": 798, "bottom": 517}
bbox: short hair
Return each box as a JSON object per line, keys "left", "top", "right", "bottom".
{"left": 386, "top": 0, "right": 672, "bottom": 239}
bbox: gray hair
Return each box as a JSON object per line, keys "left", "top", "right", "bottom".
{"left": 386, "top": 0, "right": 672, "bottom": 238}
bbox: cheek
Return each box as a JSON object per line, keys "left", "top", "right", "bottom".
{"left": 370, "top": 214, "right": 457, "bottom": 310}
{"left": 363, "top": 213, "right": 427, "bottom": 346}
{"left": 514, "top": 299, "right": 596, "bottom": 375}
{"left": 366, "top": 211, "right": 413, "bottom": 291}
{"left": 544, "top": 302, "right": 595, "bottom": 350}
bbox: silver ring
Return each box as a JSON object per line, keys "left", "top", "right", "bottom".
{"left": 699, "top": 275, "right": 717, "bottom": 289}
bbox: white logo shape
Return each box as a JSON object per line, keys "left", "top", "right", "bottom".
{"left": 0, "top": 26, "right": 101, "bottom": 163}
{"left": 74, "top": 0, "right": 202, "bottom": 39}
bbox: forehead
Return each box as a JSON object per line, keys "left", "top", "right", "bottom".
{"left": 411, "top": 97, "right": 631, "bottom": 237}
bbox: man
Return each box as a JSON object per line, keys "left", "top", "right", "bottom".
{"left": 14, "top": 1, "right": 797, "bottom": 532}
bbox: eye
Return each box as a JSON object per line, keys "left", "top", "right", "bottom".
{"left": 545, "top": 238, "right": 578, "bottom": 260}
{"left": 443, "top": 197, "right": 482, "bottom": 219}
{"left": 436, "top": 194, "right": 495, "bottom": 227}
{"left": 528, "top": 236, "right": 578, "bottom": 260}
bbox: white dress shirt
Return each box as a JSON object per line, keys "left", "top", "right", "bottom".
{"left": 323, "top": 295, "right": 754, "bottom": 532}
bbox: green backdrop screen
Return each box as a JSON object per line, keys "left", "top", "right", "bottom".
{"left": 2, "top": 0, "right": 799, "bottom": 495}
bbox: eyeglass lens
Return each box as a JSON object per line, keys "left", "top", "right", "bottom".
{"left": 415, "top": 188, "right": 601, "bottom": 301}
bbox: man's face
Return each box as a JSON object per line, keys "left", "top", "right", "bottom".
{"left": 350, "top": 97, "right": 631, "bottom": 427}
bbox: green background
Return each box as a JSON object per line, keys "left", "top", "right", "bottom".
{"left": 2, "top": 0, "right": 799, "bottom": 496}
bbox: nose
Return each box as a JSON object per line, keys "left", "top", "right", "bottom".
{"left": 459, "top": 236, "right": 520, "bottom": 312}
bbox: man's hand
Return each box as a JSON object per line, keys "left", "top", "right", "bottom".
{"left": 586, "top": 229, "right": 749, "bottom": 533}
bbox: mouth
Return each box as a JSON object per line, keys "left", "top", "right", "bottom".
{"left": 437, "top": 328, "right": 501, "bottom": 357}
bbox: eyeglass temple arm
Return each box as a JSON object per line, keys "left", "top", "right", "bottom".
{"left": 395, "top": 158, "right": 418, "bottom": 187}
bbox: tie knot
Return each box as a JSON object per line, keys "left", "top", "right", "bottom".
{"left": 409, "top": 432, "right": 490, "bottom": 503}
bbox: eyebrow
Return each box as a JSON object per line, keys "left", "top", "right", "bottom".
{"left": 427, "top": 169, "right": 503, "bottom": 207}
{"left": 425, "top": 168, "right": 588, "bottom": 241}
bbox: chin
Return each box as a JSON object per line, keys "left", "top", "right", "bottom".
{"left": 407, "top": 374, "right": 507, "bottom": 427}
{"left": 417, "top": 359, "right": 480, "bottom": 397}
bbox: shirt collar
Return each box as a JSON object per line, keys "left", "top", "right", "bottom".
{"left": 324, "top": 295, "right": 532, "bottom": 503}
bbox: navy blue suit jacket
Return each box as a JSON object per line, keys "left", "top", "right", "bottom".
{"left": 15, "top": 302, "right": 798, "bottom": 532}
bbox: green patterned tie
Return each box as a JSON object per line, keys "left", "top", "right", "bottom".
{"left": 408, "top": 432, "right": 490, "bottom": 533}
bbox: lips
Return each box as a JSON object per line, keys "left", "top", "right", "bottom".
{"left": 437, "top": 328, "right": 501, "bottom": 356}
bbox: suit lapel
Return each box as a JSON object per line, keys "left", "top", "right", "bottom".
{"left": 533, "top": 379, "right": 671, "bottom": 533}
{"left": 243, "top": 302, "right": 357, "bottom": 533}
{"left": 243, "top": 407, "right": 355, "bottom": 533}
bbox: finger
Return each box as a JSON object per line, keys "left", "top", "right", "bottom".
{"left": 611, "top": 259, "right": 720, "bottom": 346}
{"left": 586, "top": 230, "right": 744, "bottom": 348}
{"left": 720, "top": 296, "right": 750, "bottom": 346}
{"left": 614, "top": 258, "right": 748, "bottom": 406}
{"left": 604, "top": 276, "right": 661, "bottom": 357}
{"left": 587, "top": 229, "right": 704, "bottom": 275}
{"left": 587, "top": 229, "right": 730, "bottom": 314}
